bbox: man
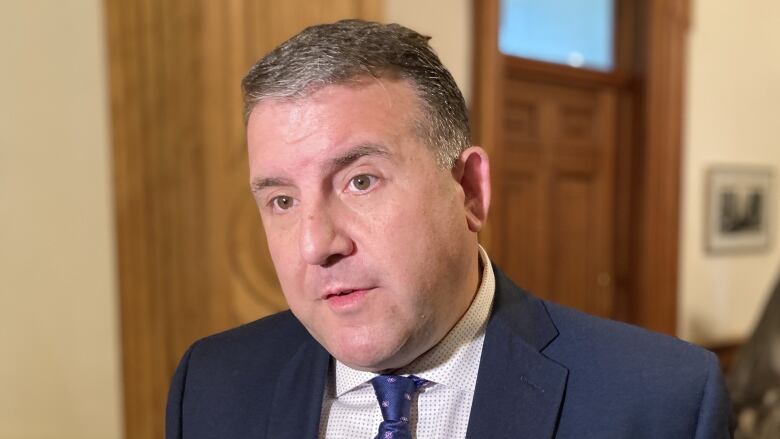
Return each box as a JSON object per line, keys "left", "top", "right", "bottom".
{"left": 166, "top": 20, "right": 732, "bottom": 438}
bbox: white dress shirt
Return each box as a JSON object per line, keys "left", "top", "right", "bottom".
{"left": 319, "top": 246, "right": 496, "bottom": 438}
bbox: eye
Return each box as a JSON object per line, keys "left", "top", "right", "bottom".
{"left": 348, "top": 174, "right": 377, "bottom": 193}
{"left": 271, "top": 195, "right": 295, "bottom": 211}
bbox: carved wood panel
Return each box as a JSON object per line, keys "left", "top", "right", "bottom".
{"left": 105, "top": 2, "right": 381, "bottom": 438}
{"left": 497, "top": 78, "right": 616, "bottom": 319}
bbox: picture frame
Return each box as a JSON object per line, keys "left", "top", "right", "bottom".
{"left": 706, "top": 166, "right": 773, "bottom": 254}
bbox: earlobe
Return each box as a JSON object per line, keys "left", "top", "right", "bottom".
{"left": 456, "top": 147, "right": 491, "bottom": 232}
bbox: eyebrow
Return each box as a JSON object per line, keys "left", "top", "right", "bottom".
{"left": 327, "top": 143, "right": 391, "bottom": 172}
{"left": 249, "top": 143, "right": 391, "bottom": 194}
{"left": 250, "top": 177, "right": 293, "bottom": 194}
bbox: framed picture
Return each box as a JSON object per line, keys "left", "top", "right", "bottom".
{"left": 706, "top": 166, "right": 773, "bottom": 253}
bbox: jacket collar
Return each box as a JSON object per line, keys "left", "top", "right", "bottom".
{"left": 266, "top": 335, "right": 330, "bottom": 438}
{"left": 466, "top": 265, "right": 568, "bottom": 438}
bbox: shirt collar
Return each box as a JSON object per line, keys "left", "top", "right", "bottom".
{"left": 334, "top": 245, "right": 496, "bottom": 396}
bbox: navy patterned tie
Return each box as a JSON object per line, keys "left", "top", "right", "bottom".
{"left": 370, "top": 374, "right": 427, "bottom": 439}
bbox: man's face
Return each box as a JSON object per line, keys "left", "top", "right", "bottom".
{"left": 246, "top": 78, "right": 481, "bottom": 371}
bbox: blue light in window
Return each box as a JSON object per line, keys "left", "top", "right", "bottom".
{"left": 499, "top": 0, "right": 615, "bottom": 71}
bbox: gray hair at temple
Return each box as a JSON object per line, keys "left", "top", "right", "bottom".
{"left": 241, "top": 19, "right": 470, "bottom": 169}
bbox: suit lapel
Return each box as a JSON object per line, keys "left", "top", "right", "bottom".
{"left": 466, "top": 267, "right": 568, "bottom": 438}
{"left": 265, "top": 337, "right": 330, "bottom": 438}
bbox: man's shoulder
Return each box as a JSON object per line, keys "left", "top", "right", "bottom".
{"left": 490, "top": 265, "right": 716, "bottom": 374}
{"left": 492, "top": 267, "right": 729, "bottom": 429}
{"left": 167, "top": 311, "right": 330, "bottom": 437}
{"left": 535, "top": 300, "right": 731, "bottom": 436}
{"left": 541, "top": 298, "right": 716, "bottom": 374}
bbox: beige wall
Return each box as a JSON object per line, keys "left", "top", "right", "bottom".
{"left": 679, "top": 0, "right": 780, "bottom": 343}
{"left": 385, "top": 0, "right": 473, "bottom": 104}
{"left": 0, "top": 1, "right": 123, "bottom": 438}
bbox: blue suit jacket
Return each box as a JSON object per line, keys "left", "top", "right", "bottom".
{"left": 166, "top": 266, "right": 733, "bottom": 438}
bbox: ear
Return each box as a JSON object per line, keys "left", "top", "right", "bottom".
{"left": 452, "top": 146, "right": 491, "bottom": 232}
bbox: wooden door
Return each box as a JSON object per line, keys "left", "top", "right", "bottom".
{"left": 105, "top": 2, "right": 381, "bottom": 438}
{"left": 473, "top": 0, "right": 690, "bottom": 329}
{"left": 498, "top": 78, "right": 616, "bottom": 317}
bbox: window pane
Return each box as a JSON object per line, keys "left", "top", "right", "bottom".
{"left": 499, "top": 0, "right": 615, "bottom": 71}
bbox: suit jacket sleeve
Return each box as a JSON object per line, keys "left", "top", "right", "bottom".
{"left": 166, "top": 344, "right": 194, "bottom": 439}
{"left": 694, "top": 351, "right": 735, "bottom": 439}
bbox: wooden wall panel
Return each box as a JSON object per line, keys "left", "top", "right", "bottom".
{"left": 105, "top": 2, "right": 382, "bottom": 438}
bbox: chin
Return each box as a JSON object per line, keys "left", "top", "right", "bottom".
{"left": 332, "top": 347, "right": 389, "bottom": 371}
{"left": 329, "top": 338, "right": 406, "bottom": 372}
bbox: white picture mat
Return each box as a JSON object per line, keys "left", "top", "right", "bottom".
{"left": 706, "top": 167, "right": 773, "bottom": 253}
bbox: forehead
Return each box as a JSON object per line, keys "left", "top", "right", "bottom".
{"left": 246, "top": 78, "right": 428, "bottom": 171}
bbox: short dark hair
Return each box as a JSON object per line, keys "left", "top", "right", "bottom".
{"left": 241, "top": 19, "right": 470, "bottom": 169}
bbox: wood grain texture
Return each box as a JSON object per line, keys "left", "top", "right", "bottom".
{"left": 496, "top": 77, "right": 617, "bottom": 319}
{"left": 104, "top": 2, "right": 382, "bottom": 438}
{"left": 473, "top": 0, "right": 689, "bottom": 333}
{"left": 630, "top": 0, "right": 690, "bottom": 335}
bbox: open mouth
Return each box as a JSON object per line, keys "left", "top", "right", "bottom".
{"left": 325, "top": 289, "right": 358, "bottom": 300}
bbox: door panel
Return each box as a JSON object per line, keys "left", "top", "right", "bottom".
{"left": 503, "top": 174, "right": 544, "bottom": 293}
{"left": 497, "top": 78, "right": 616, "bottom": 318}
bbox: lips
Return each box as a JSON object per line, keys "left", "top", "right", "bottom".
{"left": 325, "top": 289, "right": 359, "bottom": 300}
{"left": 321, "top": 286, "right": 374, "bottom": 311}
{"left": 322, "top": 287, "right": 372, "bottom": 300}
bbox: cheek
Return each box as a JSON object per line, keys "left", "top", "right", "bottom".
{"left": 390, "top": 201, "right": 468, "bottom": 301}
{"left": 385, "top": 192, "right": 462, "bottom": 257}
{"left": 263, "top": 225, "right": 305, "bottom": 295}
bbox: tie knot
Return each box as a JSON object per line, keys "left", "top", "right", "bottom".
{"left": 370, "top": 375, "right": 427, "bottom": 438}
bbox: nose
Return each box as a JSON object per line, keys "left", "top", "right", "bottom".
{"left": 299, "top": 205, "right": 355, "bottom": 266}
